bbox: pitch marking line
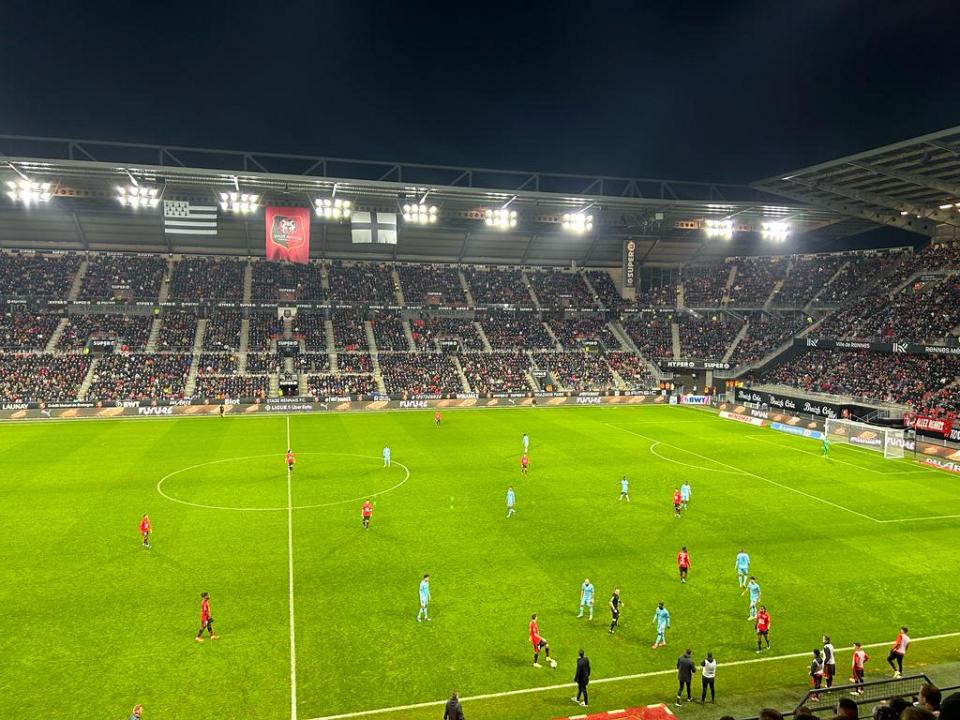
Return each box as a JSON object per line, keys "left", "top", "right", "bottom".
{"left": 648, "top": 442, "right": 742, "bottom": 475}
{"left": 606, "top": 424, "right": 881, "bottom": 523}
{"left": 303, "top": 631, "right": 960, "bottom": 720}
{"left": 743, "top": 434, "right": 900, "bottom": 476}
{"left": 287, "top": 416, "right": 299, "bottom": 720}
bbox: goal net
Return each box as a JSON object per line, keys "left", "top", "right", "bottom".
{"left": 824, "top": 418, "right": 906, "bottom": 459}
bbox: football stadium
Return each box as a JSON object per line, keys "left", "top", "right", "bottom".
{"left": 3, "top": 7, "right": 960, "bottom": 720}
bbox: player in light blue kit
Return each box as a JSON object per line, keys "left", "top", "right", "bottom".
{"left": 506, "top": 486, "right": 516, "bottom": 518}
{"left": 652, "top": 601, "right": 671, "bottom": 648}
{"left": 736, "top": 549, "right": 750, "bottom": 591}
{"left": 619, "top": 476, "right": 630, "bottom": 502}
{"left": 522, "top": 433, "right": 529, "bottom": 453}
{"left": 577, "top": 578, "right": 595, "bottom": 619}
{"left": 680, "top": 481, "right": 691, "bottom": 509}
{"left": 746, "top": 576, "right": 761, "bottom": 620}
{"left": 417, "top": 574, "right": 431, "bottom": 622}
{"left": 383, "top": 445, "right": 391, "bottom": 468}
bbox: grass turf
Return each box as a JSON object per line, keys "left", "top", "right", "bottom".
{"left": 1, "top": 405, "right": 959, "bottom": 720}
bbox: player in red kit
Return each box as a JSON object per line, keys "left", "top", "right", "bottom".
{"left": 529, "top": 613, "right": 556, "bottom": 668}
{"left": 755, "top": 605, "right": 771, "bottom": 652}
{"left": 677, "top": 546, "right": 690, "bottom": 583}
{"left": 195, "top": 592, "right": 218, "bottom": 642}
{"left": 361, "top": 499, "right": 373, "bottom": 529}
{"left": 851, "top": 641, "right": 869, "bottom": 692}
{"left": 520, "top": 454, "right": 529, "bottom": 476}
{"left": 673, "top": 488, "right": 682, "bottom": 518}
{"left": 434, "top": 411, "right": 442, "bottom": 427}
{"left": 286, "top": 449, "right": 295, "bottom": 474}
{"left": 139, "top": 513, "right": 151, "bottom": 549}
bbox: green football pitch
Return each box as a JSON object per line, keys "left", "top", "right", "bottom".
{"left": 2, "top": 405, "right": 960, "bottom": 720}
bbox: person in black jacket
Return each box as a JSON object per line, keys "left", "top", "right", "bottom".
{"left": 676, "top": 648, "right": 696, "bottom": 706}
{"left": 443, "top": 690, "right": 464, "bottom": 720}
{"left": 571, "top": 648, "right": 590, "bottom": 707}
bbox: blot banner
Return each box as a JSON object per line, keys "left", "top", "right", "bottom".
{"left": 265, "top": 206, "right": 311, "bottom": 264}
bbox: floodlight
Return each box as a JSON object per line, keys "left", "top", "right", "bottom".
{"left": 484, "top": 208, "right": 518, "bottom": 229}
{"left": 117, "top": 184, "right": 159, "bottom": 208}
{"left": 219, "top": 191, "right": 260, "bottom": 214}
{"left": 561, "top": 211, "right": 594, "bottom": 234}
{"left": 402, "top": 203, "right": 438, "bottom": 224}
{"left": 704, "top": 218, "right": 733, "bottom": 240}
{"left": 314, "top": 197, "right": 352, "bottom": 219}
{"left": 939, "top": 203, "right": 954, "bottom": 210}
{"left": 761, "top": 221, "right": 790, "bottom": 242}
{"left": 6, "top": 178, "right": 52, "bottom": 205}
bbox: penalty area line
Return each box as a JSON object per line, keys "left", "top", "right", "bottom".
{"left": 303, "top": 631, "right": 960, "bottom": 720}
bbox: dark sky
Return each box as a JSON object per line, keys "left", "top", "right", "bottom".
{"left": 2, "top": 0, "right": 958, "bottom": 185}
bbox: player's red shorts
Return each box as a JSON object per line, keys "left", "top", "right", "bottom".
{"left": 852, "top": 667, "right": 864, "bottom": 682}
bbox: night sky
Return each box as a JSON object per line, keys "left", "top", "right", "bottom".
{"left": 2, "top": 0, "right": 958, "bottom": 185}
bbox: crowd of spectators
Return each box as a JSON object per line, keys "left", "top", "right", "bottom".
{"left": 677, "top": 313, "right": 744, "bottom": 360}
{"left": 0, "top": 312, "right": 60, "bottom": 350}
{"left": 169, "top": 256, "right": 245, "bottom": 301}
{"left": 202, "top": 310, "right": 242, "bottom": 351}
{"left": 774, "top": 255, "right": 846, "bottom": 307}
{"left": 156, "top": 312, "right": 198, "bottom": 350}
{"left": 292, "top": 312, "right": 328, "bottom": 350}
{"left": 622, "top": 312, "right": 674, "bottom": 359}
{"left": 79, "top": 254, "right": 166, "bottom": 301}
{"left": 337, "top": 353, "right": 373, "bottom": 373}
{"left": 682, "top": 264, "right": 729, "bottom": 306}
{"left": 396, "top": 265, "right": 467, "bottom": 306}
{"left": 0, "top": 353, "right": 89, "bottom": 402}
{"left": 533, "top": 351, "right": 613, "bottom": 391}
{"left": 812, "top": 252, "right": 898, "bottom": 306}
{"left": 245, "top": 353, "right": 277, "bottom": 374}
{"left": 728, "top": 257, "right": 787, "bottom": 306}
{"left": 327, "top": 261, "right": 398, "bottom": 304}
{"left": 762, "top": 348, "right": 960, "bottom": 411}
{"left": 729, "top": 313, "right": 806, "bottom": 367}
{"left": 308, "top": 374, "right": 378, "bottom": 397}
{"left": 58, "top": 314, "right": 152, "bottom": 351}
{"left": 464, "top": 267, "right": 532, "bottom": 306}
{"left": 330, "top": 313, "right": 368, "bottom": 351}
{"left": 250, "top": 261, "right": 324, "bottom": 302}
{"left": 605, "top": 352, "right": 656, "bottom": 388}
{"left": 0, "top": 251, "right": 80, "bottom": 298}
{"left": 526, "top": 269, "right": 595, "bottom": 308}
{"left": 87, "top": 353, "right": 190, "bottom": 401}
{"left": 193, "top": 375, "right": 269, "bottom": 401}
{"left": 370, "top": 312, "right": 409, "bottom": 351}
{"left": 294, "top": 353, "right": 329, "bottom": 374}
{"left": 585, "top": 270, "right": 628, "bottom": 311}
{"left": 636, "top": 279, "right": 679, "bottom": 307}
{"left": 378, "top": 352, "right": 462, "bottom": 394}
{"left": 196, "top": 353, "right": 239, "bottom": 374}
{"left": 248, "top": 313, "right": 282, "bottom": 351}
{"left": 548, "top": 317, "right": 620, "bottom": 351}
{"left": 479, "top": 312, "right": 555, "bottom": 349}
{"left": 460, "top": 351, "right": 532, "bottom": 393}
{"left": 410, "top": 316, "right": 483, "bottom": 350}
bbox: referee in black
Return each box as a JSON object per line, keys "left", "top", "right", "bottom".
{"left": 443, "top": 690, "right": 464, "bottom": 720}
{"left": 608, "top": 587, "right": 622, "bottom": 634}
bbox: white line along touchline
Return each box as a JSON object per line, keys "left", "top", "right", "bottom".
{"left": 287, "top": 415, "right": 299, "bottom": 720}
{"left": 304, "top": 631, "right": 960, "bottom": 720}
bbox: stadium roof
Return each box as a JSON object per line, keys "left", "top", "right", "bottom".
{"left": 754, "top": 125, "right": 960, "bottom": 241}
{"left": 0, "top": 134, "right": 888, "bottom": 266}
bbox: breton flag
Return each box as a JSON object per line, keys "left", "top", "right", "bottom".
{"left": 351, "top": 212, "right": 397, "bottom": 245}
{"left": 163, "top": 200, "right": 218, "bottom": 236}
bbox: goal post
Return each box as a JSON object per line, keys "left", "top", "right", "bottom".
{"left": 824, "top": 418, "right": 906, "bottom": 459}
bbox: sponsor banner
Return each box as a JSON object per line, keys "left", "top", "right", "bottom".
{"left": 719, "top": 409, "right": 765, "bottom": 427}
{"left": 679, "top": 395, "right": 711, "bottom": 405}
{"left": 622, "top": 239, "right": 637, "bottom": 291}
{"left": 265, "top": 206, "right": 311, "bottom": 264}
{"left": 911, "top": 415, "right": 953, "bottom": 438}
{"left": 798, "top": 338, "right": 960, "bottom": 356}
{"left": 734, "top": 388, "right": 840, "bottom": 419}
{"left": 660, "top": 360, "right": 733, "bottom": 370}
{"left": 920, "top": 456, "right": 960, "bottom": 475}
{"left": 771, "top": 422, "right": 824, "bottom": 440}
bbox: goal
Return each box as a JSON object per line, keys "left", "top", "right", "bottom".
{"left": 824, "top": 417, "right": 906, "bottom": 459}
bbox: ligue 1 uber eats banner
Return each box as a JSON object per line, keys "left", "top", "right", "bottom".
{"left": 265, "top": 207, "right": 311, "bottom": 264}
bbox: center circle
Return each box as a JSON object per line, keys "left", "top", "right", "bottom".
{"left": 156, "top": 452, "right": 410, "bottom": 511}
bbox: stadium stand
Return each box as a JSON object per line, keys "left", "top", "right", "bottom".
{"left": 526, "top": 268, "right": 595, "bottom": 308}
{"left": 463, "top": 267, "right": 531, "bottom": 306}
{"left": 0, "top": 251, "right": 81, "bottom": 299}
{"left": 169, "top": 256, "right": 245, "bottom": 301}
{"left": 585, "top": 270, "right": 627, "bottom": 310}
{"left": 156, "top": 311, "right": 199, "bottom": 350}
{"left": 250, "top": 260, "right": 324, "bottom": 302}
{"left": 292, "top": 312, "right": 327, "bottom": 350}
{"left": 773, "top": 254, "right": 846, "bottom": 307}
{"left": 547, "top": 317, "right": 620, "bottom": 351}
{"left": 245, "top": 353, "right": 278, "bottom": 374}
{"left": 396, "top": 264, "right": 467, "bottom": 306}
{"left": 621, "top": 312, "right": 674, "bottom": 360}
{"left": 336, "top": 353, "right": 373, "bottom": 373}
{"left": 410, "top": 316, "right": 484, "bottom": 350}
{"left": 636, "top": 278, "right": 679, "bottom": 307}
{"left": 682, "top": 263, "right": 729, "bottom": 306}
{"left": 480, "top": 312, "right": 555, "bottom": 350}
{"left": 197, "top": 353, "right": 239, "bottom": 374}
{"left": 327, "top": 261, "right": 398, "bottom": 304}
{"left": 460, "top": 351, "right": 532, "bottom": 393}
{"left": 79, "top": 254, "right": 166, "bottom": 301}
{"left": 369, "top": 312, "right": 409, "bottom": 351}
{"left": 378, "top": 352, "right": 462, "bottom": 394}
{"left": 87, "top": 353, "right": 191, "bottom": 401}
{"left": 58, "top": 314, "right": 152, "bottom": 351}
{"left": 295, "top": 353, "right": 330, "bottom": 374}
{"left": 202, "top": 310, "right": 242, "bottom": 351}
{"left": 728, "top": 257, "right": 788, "bottom": 306}
{"left": 0, "top": 353, "right": 90, "bottom": 402}
{"left": 729, "top": 312, "right": 807, "bottom": 367}
{"left": 193, "top": 374, "right": 269, "bottom": 401}
{"left": 308, "top": 374, "right": 378, "bottom": 397}
{"left": 533, "top": 351, "right": 614, "bottom": 391}
{"left": 677, "top": 313, "right": 744, "bottom": 360}
{"left": 0, "top": 311, "right": 61, "bottom": 349}
{"left": 606, "top": 351, "right": 656, "bottom": 388}
{"left": 331, "top": 312, "right": 368, "bottom": 351}
{"left": 248, "top": 313, "right": 282, "bottom": 352}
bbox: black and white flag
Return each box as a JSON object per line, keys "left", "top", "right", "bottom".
{"left": 164, "top": 201, "right": 218, "bottom": 236}
{"left": 351, "top": 212, "right": 397, "bottom": 245}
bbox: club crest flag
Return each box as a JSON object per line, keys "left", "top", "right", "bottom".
{"left": 265, "top": 206, "right": 311, "bottom": 264}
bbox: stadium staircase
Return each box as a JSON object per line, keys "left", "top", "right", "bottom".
{"left": 68, "top": 259, "right": 87, "bottom": 301}
{"left": 608, "top": 320, "right": 634, "bottom": 352}
{"left": 77, "top": 358, "right": 99, "bottom": 401}
{"left": 671, "top": 321, "right": 682, "bottom": 359}
{"left": 474, "top": 322, "right": 493, "bottom": 352}
{"left": 721, "top": 263, "right": 738, "bottom": 304}
{"left": 45, "top": 318, "right": 70, "bottom": 353}
{"left": 320, "top": 264, "right": 330, "bottom": 292}
{"left": 391, "top": 268, "right": 405, "bottom": 305}
{"left": 525, "top": 350, "right": 542, "bottom": 390}
{"left": 807, "top": 260, "right": 849, "bottom": 310}
{"left": 242, "top": 263, "right": 252, "bottom": 304}
{"left": 676, "top": 281, "right": 685, "bottom": 309}
{"left": 269, "top": 373, "right": 279, "bottom": 398}
{"left": 323, "top": 319, "right": 336, "bottom": 356}
{"left": 723, "top": 317, "right": 751, "bottom": 363}
{"left": 451, "top": 355, "right": 472, "bottom": 392}
{"left": 522, "top": 270, "right": 542, "bottom": 309}
{"left": 458, "top": 270, "right": 475, "bottom": 307}
{"left": 763, "top": 279, "right": 784, "bottom": 310}
{"left": 581, "top": 270, "right": 600, "bottom": 306}
{"left": 543, "top": 321, "right": 563, "bottom": 350}
{"left": 239, "top": 318, "right": 249, "bottom": 353}
{"left": 401, "top": 319, "right": 416, "bottom": 350}
{"left": 183, "top": 319, "right": 206, "bottom": 398}
{"left": 158, "top": 258, "right": 174, "bottom": 303}
{"left": 145, "top": 315, "right": 162, "bottom": 352}
{"left": 891, "top": 267, "right": 952, "bottom": 298}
